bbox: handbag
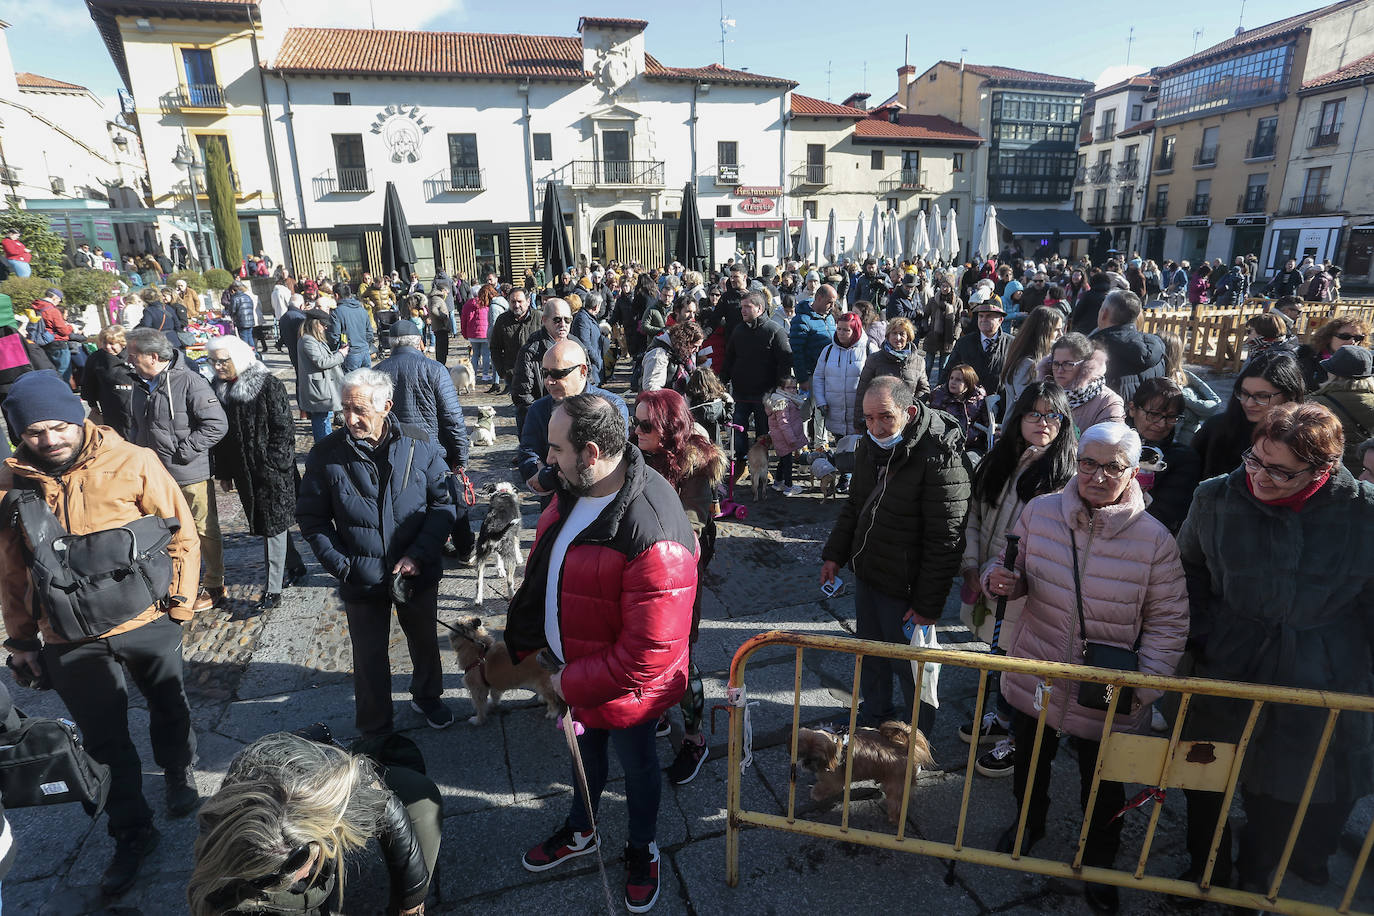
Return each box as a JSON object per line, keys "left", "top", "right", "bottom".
{"left": 1070, "top": 528, "right": 1138, "bottom": 712}
{"left": 0, "top": 712, "right": 111, "bottom": 816}
{"left": 0, "top": 328, "right": 29, "bottom": 372}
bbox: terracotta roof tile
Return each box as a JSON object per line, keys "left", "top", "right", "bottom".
{"left": 1302, "top": 50, "right": 1374, "bottom": 90}
{"left": 577, "top": 17, "right": 647, "bottom": 32}
{"left": 15, "top": 72, "right": 88, "bottom": 92}
{"left": 939, "top": 61, "right": 1092, "bottom": 91}
{"left": 789, "top": 93, "right": 866, "bottom": 117}
{"left": 1116, "top": 118, "right": 1156, "bottom": 137}
{"left": 642, "top": 59, "right": 795, "bottom": 87}
{"left": 853, "top": 112, "right": 983, "bottom": 145}
{"left": 1086, "top": 74, "right": 1158, "bottom": 100}
{"left": 1160, "top": 0, "right": 1364, "bottom": 75}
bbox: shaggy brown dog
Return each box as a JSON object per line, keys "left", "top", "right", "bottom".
{"left": 796, "top": 721, "right": 935, "bottom": 823}
{"left": 445, "top": 616, "right": 564, "bottom": 725}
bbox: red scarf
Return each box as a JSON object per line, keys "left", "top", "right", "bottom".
{"left": 1245, "top": 469, "right": 1331, "bottom": 511}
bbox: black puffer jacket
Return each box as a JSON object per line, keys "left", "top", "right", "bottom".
{"left": 822, "top": 404, "right": 972, "bottom": 617}
{"left": 1090, "top": 322, "right": 1166, "bottom": 402}
{"left": 211, "top": 361, "right": 297, "bottom": 537}
{"left": 1070, "top": 273, "right": 1113, "bottom": 335}
{"left": 127, "top": 349, "right": 228, "bottom": 486}
{"left": 490, "top": 307, "right": 537, "bottom": 379}
{"left": 296, "top": 416, "right": 456, "bottom": 601}
{"left": 80, "top": 348, "right": 137, "bottom": 434}
{"left": 511, "top": 329, "right": 554, "bottom": 410}
{"left": 1140, "top": 435, "right": 1202, "bottom": 535}
{"left": 375, "top": 345, "right": 469, "bottom": 468}
{"left": 722, "top": 317, "right": 791, "bottom": 400}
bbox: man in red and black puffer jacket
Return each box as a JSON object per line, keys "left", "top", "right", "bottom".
{"left": 508, "top": 392, "right": 696, "bottom": 914}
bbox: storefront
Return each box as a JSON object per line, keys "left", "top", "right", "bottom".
{"left": 1175, "top": 217, "right": 1210, "bottom": 264}
{"left": 1226, "top": 215, "right": 1267, "bottom": 263}
{"left": 1263, "top": 215, "right": 1343, "bottom": 273}
{"left": 1346, "top": 225, "right": 1374, "bottom": 282}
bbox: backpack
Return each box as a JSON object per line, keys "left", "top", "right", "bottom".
{"left": 0, "top": 480, "right": 180, "bottom": 642}
{"left": 0, "top": 712, "right": 110, "bottom": 816}
{"left": 25, "top": 309, "right": 55, "bottom": 347}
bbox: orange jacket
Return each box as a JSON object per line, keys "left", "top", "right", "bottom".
{"left": 0, "top": 422, "right": 200, "bottom": 645}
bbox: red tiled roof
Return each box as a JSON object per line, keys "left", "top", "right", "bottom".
{"left": 1160, "top": 0, "right": 1365, "bottom": 75}
{"left": 1086, "top": 74, "right": 1157, "bottom": 100}
{"left": 939, "top": 61, "right": 1092, "bottom": 91}
{"left": 852, "top": 112, "right": 983, "bottom": 145}
{"left": 15, "top": 72, "right": 88, "bottom": 92}
{"left": 1117, "top": 118, "right": 1156, "bottom": 137}
{"left": 789, "top": 93, "right": 866, "bottom": 118}
{"left": 577, "top": 17, "right": 647, "bottom": 32}
{"left": 1302, "top": 50, "right": 1374, "bottom": 90}
{"left": 642, "top": 59, "right": 795, "bottom": 87}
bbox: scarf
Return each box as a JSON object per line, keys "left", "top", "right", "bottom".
{"left": 1245, "top": 468, "right": 1331, "bottom": 511}
{"left": 1066, "top": 375, "right": 1105, "bottom": 408}
{"left": 883, "top": 341, "right": 912, "bottom": 360}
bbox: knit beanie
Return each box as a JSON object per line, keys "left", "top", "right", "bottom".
{"left": 3, "top": 370, "right": 85, "bottom": 434}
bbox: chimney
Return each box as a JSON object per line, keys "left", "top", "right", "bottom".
{"left": 842, "top": 91, "right": 870, "bottom": 110}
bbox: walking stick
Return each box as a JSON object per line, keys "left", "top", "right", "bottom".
{"left": 989, "top": 534, "right": 1021, "bottom": 655}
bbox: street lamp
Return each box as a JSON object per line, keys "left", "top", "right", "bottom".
{"left": 172, "top": 145, "right": 213, "bottom": 268}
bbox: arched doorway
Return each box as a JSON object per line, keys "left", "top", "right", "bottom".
{"left": 591, "top": 210, "right": 642, "bottom": 265}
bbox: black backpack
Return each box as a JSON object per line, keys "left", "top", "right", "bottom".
{"left": 0, "top": 479, "right": 179, "bottom": 642}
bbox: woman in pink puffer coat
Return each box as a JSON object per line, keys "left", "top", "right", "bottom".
{"left": 984, "top": 421, "right": 1188, "bottom": 912}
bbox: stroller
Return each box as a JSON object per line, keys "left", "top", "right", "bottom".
{"left": 716, "top": 419, "right": 748, "bottom": 520}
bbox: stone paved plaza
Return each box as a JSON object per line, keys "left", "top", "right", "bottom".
{"left": 2, "top": 349, "right": 1367, "bottom": 915}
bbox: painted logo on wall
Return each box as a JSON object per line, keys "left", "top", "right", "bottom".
{"left": 738, "top": 197, "right": 775, "bottom": 215}
{"left": 369, "top": 105, "right": 433, "bottom": 163}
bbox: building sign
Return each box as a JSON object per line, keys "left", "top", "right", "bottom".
{"left": 1225, "top": 216, "right": 1267, "bottom": 227}
{"left": 1175, "top": 217, "right": 1211, "bottom": 228}
{"left": 733, "top": 186, "right": 783, "bottom": 198}
{"left": 369, "top": 105, "right": 432, "bottom": 163}
{"left": 718, "top": 164, "right": 740, "bottom": 183}
{"left": 738, "top": 197, "right": 774, "bottom": 215}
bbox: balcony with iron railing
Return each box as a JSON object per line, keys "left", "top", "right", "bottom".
{"left": 1286, "top": 193, "right": 1329, "bottom": 215}
{"left": 1095, "top": 124, "right": 1115, "bottom": 143}
{"left": 1116, "top": 160, "right": 1140, "bottom": 181}
{"left": 1155, "top": 150, "right": 1174, "bottom": 173}
{"left": 1111, "top": 203, "right": 1134, "bottom": 222}
{"left": 1245, "top": 137, "right": 1276, "bottom": 160}
{"left": 424, "top": 166, "right": 485, "bottom": 195}
{"left": 1075, "top": 166, "right": 1088, "bottom": 185}
{"left": 1237, "top": 191, "right": 1268, "bottom": 213}
{"left": 790, "top": 162, "right": 832, "bottom": 189}
{"left": 1194, "top": 145, "right": 1219, "bottom": 167}
{"left": 1148, "top": 200, "right": 1168, "bottom": 219}
{"left": 1087, "top": 206, "right": 1107, "bottom": 223}
{"left": 1186, "top": 195, "right": 1211, "bottom": 216}
{"left": 1089, "top": 162, "right": 1113, "bottom": 184}
{"left": 568, "top": 159, "right": 665, "bottom": 187}
{"left": 313, "top": 167, "right": 373, "bottom": 197}
{"left": 164, "top": 83, "right": 226, "bottom": 112}
{"left": 879, "top": 168, "right": 929, "bottom": 193}
{"left": 1308, "top": 123, "right": 1342, "bottom": 148}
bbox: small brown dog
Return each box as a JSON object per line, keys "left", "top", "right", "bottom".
{"left": 797, "top": 721, "right": 935, "bottom": 823}
{"left": 445, "top": 616, "right": 564, "bottom": 725}
{"left": 450, "top": 356, "right": 475, "bottom": 396}
{"left": 747, "top": 434, "right": 771, "bottom": 501}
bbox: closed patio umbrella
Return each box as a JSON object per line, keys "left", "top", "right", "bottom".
{"left": 380, "top": 181, "right": 417, "bottom": 281}
{"left": 797, "top": 208, "right": 813, "bottom": 263}
{"left": 910, "top": 210, "right": 928, "bottom": 262}
{"left": 888, "top": 210, "right": 903, "bottom": 263}
{"left": 540, "top": 180, "right": 572, "bottom": 280}
{"left": 928, "top": 202, "right": 944, "bottom": 263}
{"left": 976, "top": 204, "right": 1000, "bottom": 262}
{"left": 945, "top": 207, "right": 960, "bottom": 264}
{"left": 674, "top": 181, "right": 707, "bottom": 272}
{"left": 823, "top": 209, "right": 838, "bottom": 265}
{"left": 868, "top": 204, "right": 881, "bottom": 260}
{"left": 854, "top": 212, "right": 867, "bottom": 260}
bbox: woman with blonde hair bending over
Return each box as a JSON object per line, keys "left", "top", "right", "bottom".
{"left": 188, "top": 731, "right": 437, "bottom": 915}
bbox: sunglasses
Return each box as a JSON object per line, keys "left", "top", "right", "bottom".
{"left": 539, "top": 364, "right": 584, "bottom": 380}
{"left": 1335, "top": 332, "right": 1366, "bottom": 343}
{"left": 635, "top": 419, "right": 657, "bottom": 433}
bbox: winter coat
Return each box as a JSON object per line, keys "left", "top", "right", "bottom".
{"left": 33, "top": 301, "right": 72, "bottom": 342}
{"left": 1178, "top": 466, "right": 1374, "bottom": 804}
{"left": 961, "top": 447, "right": 1045, "bottom": 642}
{"left": 295, "top": 416, "right": 457, "bottom": 602}
{"left": 1175, "top": 370, "right": 1221, "bottom": 446}
{"left": 1187, "top": 273, "right": 1211, "bottom": 305}
{"left": 228, "top": 291, "right": 258, "bottom": 330}
{"left": 1070, "top": 274, "right": 1112, "bottom": 335}
{"left": 211, "top": 362, "right": 297, "bottom": 537}
{"left": 675, "top": 440, "right": 726, "bottom": 537}
{"left": 570, "top": 308, "right": 604, "bottom": 385}
{"left": 375, "top": 345, "right": 469, "bottom": 468}
{"left": 821, "top": 403, "right": 971, "bottom": 618}
{"left": 943, "top": 330, "right": 1011, "bottom": 390}
{"left": 1139, "top": 435, "right": 1202, "bottom": 535}
{"left": 987, "top": 479, "right": 1189, "bottom": 739}
{"left": 854, "top": 346, "right": 930, "bottom": 430}
{"left": 1309, "top": 386, "right": 1374, "bottom": 476}
{"left": 361, "top": 285, "right": 396, "bottom": 315}
{"left": 297, "top": 334, "right": 347, "bottom": 414}
{"left": 765, "top": 389, "right": 808, "bottom": 457}
{"left": 923, "top": 294, "right": 963, "bottom": 359}
{"left": 1089, "top": 323, "right": 1166, "bottom": 403}
{"left": 327, "top": 298, "right": 375, "bottom": 371}
{"left": 931, "top": 385, "right": 990, "bottom": 452}
{"left": 1191, "top": 413, "right": 1252, "bottom": 480}
{"left": 278, "top": 306, "right": 307, "bottom": 370}
{"left": 811, "top": 335, "right": 879, "bottom": 437}
{"left": 0, "top": 422, "right": 200, "bottom": 646}
{"left": 1001, "top": 356, "right": 1038, "bottom": 415}
{"left": 80, "top": 348, "right": 137, "bottom": 433}
{"left": 127, "top": 349, "right": 228, "bottom": 486}
{"left": 504, "top": 446, "right": 697, "bottom": 730}
{"left": 1263, "top": 268, "right": 1304, "bottom": 299}
{"left": 460, "top": 297, "right": 489, "bottom": 340}
{"left": 640, "top": 335, "right": 691, "bottom": 393}
{"left": 788, "top": 302, "right": 836, "bottom": 384}
{"left": 511, "top": 330, "right": 554, "bottom": 410}
{"left": 884, "top": 289, "right": 923, "bottom": 325}
{"left": 1035, "top": 351, "right": 1125, "bottom": 433}
{"left": 490, "top": 308, "right": 538, "bottom": 379}
{"left": 723, "top": 317, "right": 791, "bottom": 401}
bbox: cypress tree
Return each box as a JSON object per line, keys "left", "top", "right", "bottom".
{"left": 204, "top": 140, "right": 240, "bottom": 270}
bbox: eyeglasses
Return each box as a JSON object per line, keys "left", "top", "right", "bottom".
{"left": 539, "top": 364, "right": 584, "bottom": 380}
{"left": 1237, "top": 387, "right": 1282, "bottom": 406}
{"left": 1135, "top": 406, "right": 1184, "bottom": 423}
{"left": 549, "top": 316, "right": 573, "bottom": 324}
{"left": 1051, "top": 359, "right": 1086, "bottom": 371}
{"left": 1335, "top": 332, "right": 1366, "bottom": 343}
{"left": 1024, "top": 410, "right": 1065, "bottom": 425}
{"left": 1242, "top": 448, "right": 1315, "bottom": 483}
{"left": 635, "top": 419, "right": 657, "bottom": 433}
{"left": 1077, "top": 457, "right": 1131, "bottom": 479}
{"left": 208, "top": 357, "right": 234, "bottom": 367}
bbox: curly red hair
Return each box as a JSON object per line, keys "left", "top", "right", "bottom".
{"left": 635, "top": 388, "right": 703, "bottom": 486}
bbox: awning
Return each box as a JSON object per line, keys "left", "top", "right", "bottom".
{"left": 995, "top": 208, "right": 1099, "bottom": 239}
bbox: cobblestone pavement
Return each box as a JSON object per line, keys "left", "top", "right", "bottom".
{"left": 3, "top": 347, "right": 1367, "bottom": 915}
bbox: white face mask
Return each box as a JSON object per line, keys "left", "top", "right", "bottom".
{"left": 868, "top": 430, "right": 904, "bottom": 449}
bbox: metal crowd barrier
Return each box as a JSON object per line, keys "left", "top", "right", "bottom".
{"left": 724, "top": 631, "right": 1374, "bottom": 916}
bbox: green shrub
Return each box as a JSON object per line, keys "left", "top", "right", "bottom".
{"left": 59, "top": 268, "right": 120, "bottom": 310}
{"left": 167, "top": 269, "right": 206, "bottom": 293}
{"left": 0, "top": 210, "right": 65, "bottom": 280}
{"left": 203, "top": 268, "right": 234, "bottom": 290}
{"left": 0, "top": 275, "right": 56, "bottom": 310}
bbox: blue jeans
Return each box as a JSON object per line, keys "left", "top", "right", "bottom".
{"left": 308, "top": 411, "right": 333, "bottom": 443}
{"left": 566, "top": 717, "right": 661, "bottom": 847}
{"left": 853, "top": 578, "right": 936, "bottom": 734}
{"left": 731, "top": 399, "right": 769, "bottom": 463}
{"left": 469, "top": 339, "right": 491, "bottom": 378}
{"left": 237, "top": 326, "right": 256, "bottom": 349}
{"left": 46, "top": 343, "right": 72, "bottom": 384}
{"left": 5, "top": 260, "right": 29, "bottom": 278}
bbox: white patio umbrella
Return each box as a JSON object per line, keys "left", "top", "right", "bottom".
{"left": 945, "top": 207, "right": 960, "bottom": 264}
{"left": 777, "top": 198, "right": 791, "bottom": 265}
{"left": 910, "top": 210, "right": 928, "bottom": 262}
{"left": 853, "top": 211, "right": 867, "bottom": 259}
{"left": 823, "top": 209, "right": 838, "bottom": 265}
{"left": 867, "top": 204, "right": 881, "bottom": 260}
{"left": 797, "top": 208, "right": 813, "bottom": 263}
{"left": 888, "top": 209, "right": 903, "bottom": 263}
{"left": 928, "top": 202, "right": 944, "bottom": 263}
{"left": 977, "top": 204, "right": 999, "bottom": 262}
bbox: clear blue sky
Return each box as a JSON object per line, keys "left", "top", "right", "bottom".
{"left": 5, "top": 0, "right": 1328, "bottom": 107}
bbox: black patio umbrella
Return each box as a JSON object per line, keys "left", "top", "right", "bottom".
{"left": 674, "top": 181, "right": 707, "bottom": 272}
{"left": 540, "top": 180, "right": 572, "bottom": 280}
{"left": 380, "top": 181, "right": 416, "bottom": 281}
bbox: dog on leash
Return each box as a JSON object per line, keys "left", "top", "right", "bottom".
{"left": 797, "top": 721, "right": 935, "bottom": 824}
{"left": 473, "top": 482, "right": 522, "bottom": 604}
{"left": 444, "top": 616, "right": 563, "bottom": 725}
{"left": 747, "top": 435, "right": 771, "bottom": 501}
{"left": 810, "top": 455, "right": 840, "bottom": 500}
{"left": 471, "top": 404, "right": 497, "bottom": 447}
{"left": 450, "top": 356, "right": 475, "bottom": 396}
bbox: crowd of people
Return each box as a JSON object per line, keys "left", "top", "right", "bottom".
{"left": 0, "top": 241, "right": 1370, "bottom": 915}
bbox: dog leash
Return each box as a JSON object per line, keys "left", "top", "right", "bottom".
{"left": 561, "top": 707, "right": 617, "bottom": 916}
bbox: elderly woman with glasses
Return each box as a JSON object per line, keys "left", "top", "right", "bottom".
{"left": 1176, "top": 402, "right": 1374, "bottom": 893}
{"left": 985, "top": 421, "right": 1188, "bottom": 914}
{"left": 1038, "top": 332, "right": 1125, "bottom": 434}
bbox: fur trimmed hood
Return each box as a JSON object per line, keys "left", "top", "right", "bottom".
{"left": 212, "top": 359, "right": 273, "bottom": 404}
{"left": 685, "top": 438, "right": 727, "bottom": 488}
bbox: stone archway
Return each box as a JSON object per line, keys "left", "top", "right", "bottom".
{"left": 591, "top": 209, "right": 644, "bottom": 265}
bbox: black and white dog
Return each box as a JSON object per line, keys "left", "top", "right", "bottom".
{"left": 474, "top": 482, "right": 523, "bottom": 604}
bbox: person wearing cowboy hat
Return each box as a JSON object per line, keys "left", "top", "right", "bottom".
{"left": 1308, "top": 345, "right": 1374, "bottom": 475}
{"left": 944, "top": 298, "right": 1011, "bottom": 386}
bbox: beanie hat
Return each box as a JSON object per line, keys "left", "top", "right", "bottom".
{"left": 3, "top": 370, "right": 85, "bottom": 434}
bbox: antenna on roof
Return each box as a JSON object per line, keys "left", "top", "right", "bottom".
{"left": 1238, "top": 0, "right": 1248, "bottom": 33}
{"left": 719, "top": 0, "right": 735, "bottom": 67}
{"left": 904, "top": 35, "right": 909, "bottom": 68}
{"left": 826, "top": 60, "right": 833, "bottom": 101}
{"left": 1126, "top": 26, "right": 1135, "bottom": 65}
{"left": 368, "top": 0, "right": 376, "bottom": 29}
{"left": 1192, "top": 27, "right": 1204, "bottom": 55}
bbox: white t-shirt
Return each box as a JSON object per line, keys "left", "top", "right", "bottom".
{"left": 544, "top": 491, "right": 616, "bottom": 662}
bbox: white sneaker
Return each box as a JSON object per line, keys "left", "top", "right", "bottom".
{"left": 782, "top": 485, "right": 804, "bottom": 496}
{"left": 1150, "top": 705, "right": 1169, "bottom": 733}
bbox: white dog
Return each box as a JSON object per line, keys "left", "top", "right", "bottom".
{"left": 471, "top": 404, "right": 497, "bottom": 447}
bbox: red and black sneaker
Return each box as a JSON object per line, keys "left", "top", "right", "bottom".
{"left": 521, "top": 824, "right": 598, "bottom": 872}
{"left": 624, "top": 841, "right": 661, "bottom": 913}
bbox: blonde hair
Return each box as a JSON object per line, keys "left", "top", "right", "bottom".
{"left": 565, "top": 292, "right": 583, "bottom": 313}
{"left": 1159, "top": 330, "right": 1187, "bottom": 386}
{"left": 97, "top": 325, "right": 126, "bottom": 348}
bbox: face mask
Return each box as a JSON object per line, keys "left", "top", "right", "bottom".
{"left": 868, "top": 429, "right": 904, "bottom": 449}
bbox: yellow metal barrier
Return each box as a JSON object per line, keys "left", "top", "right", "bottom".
{"left": 725, "top": 631, "right": 1374, "bottom": 915}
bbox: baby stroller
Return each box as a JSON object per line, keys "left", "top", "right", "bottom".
{"left": 716, "top": 420, "right": 748, "bottom": 520}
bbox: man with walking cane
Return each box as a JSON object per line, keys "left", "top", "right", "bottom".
{"left": 504, "top": 393, "right": 697, "bottom": 914}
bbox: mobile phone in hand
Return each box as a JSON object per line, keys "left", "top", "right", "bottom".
{"left": 821, "top": 576, "right": 843, "bottom": 598}
{"left": 903, "top": 617, "right": 917, "bottom": 641}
